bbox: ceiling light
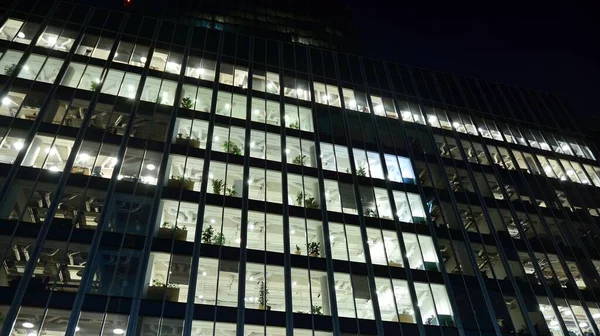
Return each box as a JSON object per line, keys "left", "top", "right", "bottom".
{"left": 292, "top": 281, "right": 297, "bottom": 286}
{"left": 2, "top": 97, "right": 11, "bottom": 105}
{"left": 579, "top": 322, "right": 589, "bottom": 328}
{"left": 114, "top": 52, "right": 119, "bottom": 57}
{"left": 198, "top": 68, "right": 204, "bottom": 74}
{"left": 250, "top": 141, "right": 255, "bottom": 148}
{"left": 47, "top": 35, "right": 57, "bottom": 45}
{"left": 208, "top": 173, "right": 214, "bottom": 179}
{"left": 45, "top": 146, "right": 57, "bottom": 155}
{"left": 374, "top": 105, "right": 383, "bottom": 112}
{"left": 167, "top": 61, "right": 178, "bottom": 69}
{"left": 322, "top": 94, "right": 329, "bottom": 102}
{"left": 140, "top": 56, "right": 147, "bottom": 63}
{"left": 202, "top": 271, "right": 207, "bottom": 276}
{"left": 452, "top": 122, "right": 460, "bottom": 128}
{"left": 291, "top": 230, "right": 295, "bottom": 234}
{"left": 348, "top": 99, "right": 356, "bottom": 108}
{"left": 111, "top": 157, "right": 118, "bottom": 165}
{"left": 224, "top": 103, "right": 230, "bottom": 109}
{"left": 27, "top": 333, "right": 37, "bottom": 336}
{"left": 428, "top": 115, "right": 437, "bottom": 123}
{"left": 113, "top": 329, "right": 125, "bottom": 335}
{"left": 284, "top": 148, "right": 290, "bottom": 154}
{"left": 593, "top": 313, "right": 600, "bottom": 319}
{"left": 17, "top": 32, "right": 25, "bottom": 38}
{"left": 23, "top": 65, "right": 29, "bottom": 71}
{"left": 210, "top": 219, "right": 215, "bottom": 224}
{"left": 249, "top": 276, "right": 254, "bottom": 281}
{"left": 235, "top": 238, "right": 241, "bottom": 244}
{"left": 267, "top": 82, "right": 273, "bottom": 89}
{"left": 566, "top": 169, "right": 574, "bottom": 175}
{"left": 22, "top": 322, "right": 34, "bottom": 328}
{"left": 146, "top": 163, "right": 156, "bottom": 171}
{"left": 213, "top": 136, "right": 219, "bottom": 141}
{"left": 49, "top": 166, "right": 61, "bottom": 172}
{"left": 78, "top": 153, "right": 90, "bottom": 161}
{"left": 76, "top": 327, "right": 80, "bottom": 331}
{"left": 249, "top": 223, "right": 254, "bottom": 230}
{"left": 247, "top": 179, "right": 252, "bottom": 185}
{"left": 253, "top": 109, "right": 260, "bottom": 114}
{"left": 296, "top": 88, "right": 303, "bottom": 95}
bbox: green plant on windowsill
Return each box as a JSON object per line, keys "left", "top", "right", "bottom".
{"left": 307, "top": 241, "right": 320, "bottom": 257}
{"left": 171, "top": 175, "right": 193, "bottom": 182}
{"left": 212, "top": 232, "right": 226, "bottom": 245}
{"left": 201, "top": 225, "right": 214, "bottom": 244}
{"left": 305, "top": 197, "right": 318, "bottom": 209}
{"left": 292, "top": 154, "right": 307, "bottom": 166}
{"left": 295, "top": 191, "right": 304, "bottom": 206}
{"left": 295, "top": 191, "right": 318, "bottom": 209}
{"left": 226, "top": 185, "right": 236, "bottom": 197}
{"left": 212, "top": 178, "right": 224, "bottom": 194}
{"left": 311, "top": 305, "right": 323, "bottom": 315}
{"left": 364, "top": 208, "right": 378, "bottom": 218}
{"left": 181, "top": 96, "right": 193, "bottom": 109}
{"left": 356, "top": 166, "right": 367, "bottom": 177}
{"left": 295, "top": 244, "right": 301, "bottom": 255}
{"left": 222, "top": 140, "right": 242, "bottom": 155}
{"left": 258, "top": 281, "right": 269, "bottom": 310}
{"left": 90, "top": 80, "right": 100, "bottom": 91}
{"left": 4, "top": 63, "right": 16, "bottom": 76}
{"left": 289, "top": 121, "right": 299, "bottom": 129}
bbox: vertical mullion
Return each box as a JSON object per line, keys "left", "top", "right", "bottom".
{"left": 182, "top": 29, "right": 225, "bottom": 335}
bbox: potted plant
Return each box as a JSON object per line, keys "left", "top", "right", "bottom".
{"left": 175, "top": 133, "right": 200, "bottom": 148}
{"left": 311, "top": 305, "right": 323, "bottom": 315}
{"left": 90, "top": 80, "right": 100, "bottom": 91}
{"left": 289, "top": 121, "right": 299, "bottom": 129}
{"left": 305, "top": 197, "right": 318, "bottom": 209}
{"left": 222, "top": 140, "right": 242, "bottom": 155}
{"left": 212, "top": 178, "right": 224, "bottom": 194}
{"left": 293, "top": 154, "right": 307, "bottom": 166}
{"left": 181, "top": 96, "right": 193, "bottom": 109}
{"left": 212, "top": 232, "right": 226, "bottom": 245}
{"left": 295, "top": 245, "right": 301, "bottom": 255}
{"left": 364, "top": 208, "right": 378, "bottom": 218}
{"left": 307, "top": 242, "right": 320, "bottom": 257}
{"left": 158, "top": 222, "right": 188, "bottom": 241}
{"left": 258, "top": 281, "right": 270, "bottom": 310}
{"left": 356, "top": 166, "right": 367, "bottom": 177}
{"left": 4, "top": 63, "right": 16, "bottom": 75}
{"left": 295, "top": 191, "right": 304, "bottom": 206}
{"left": 201, "top": 225, "right": 214, "bottom": 244}
{"left": 295, "top": 191, "right": 319, "bottom": 209}
{"left": 226, "top": 185, "right": 236, "bottom": 197}
{"left": 147, "top": 280, "right": 180, "bottom": 301}
{"left": 168, "top": 175, "right": 195, "bottom": 190}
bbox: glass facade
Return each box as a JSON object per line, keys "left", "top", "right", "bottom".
{"left": 1, "top": 1, "right": 600, "bottom": 336}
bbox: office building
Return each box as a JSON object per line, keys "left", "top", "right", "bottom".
{"left": 1, "top": 0, "right": 600, "bottom": 335}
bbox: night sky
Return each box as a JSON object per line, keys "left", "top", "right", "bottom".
{"left": 346, "top": 0, "right": 599, "bottom": 132}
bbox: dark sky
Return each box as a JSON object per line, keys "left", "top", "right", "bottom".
{"left": 346, "top": 0, "right": 599, "bottom": 130}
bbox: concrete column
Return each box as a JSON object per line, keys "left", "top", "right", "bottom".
{"left": 320, "top": 275, "right": 331, "bottom": 315}
{"left": 22, "top": 136, "right": 42, "bottom": 167}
